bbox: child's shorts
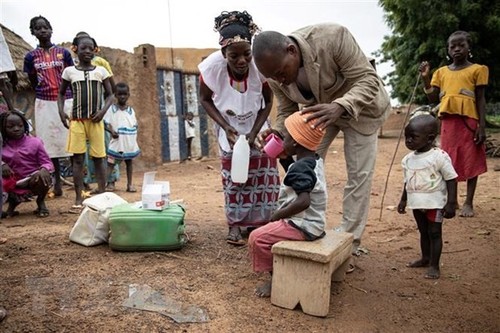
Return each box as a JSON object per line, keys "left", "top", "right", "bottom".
{"left": 66, "top": 119, "right": 105, "bottom": 158}
{"left": 107, "top": 155, "right": 131, "bottom": 164}
{"left": 420, "top": 209, "right": 444, "bottom": 223}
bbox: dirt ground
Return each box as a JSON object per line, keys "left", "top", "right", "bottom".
{"left": 1, "top": 131, "right": 499, "bottom": 333}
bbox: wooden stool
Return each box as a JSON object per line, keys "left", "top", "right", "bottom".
{"left": 271, "top": 230, "right": 353, "bottom": 317}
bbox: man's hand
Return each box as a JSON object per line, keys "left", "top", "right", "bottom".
{"left": 255, "top": 128, "right": 284, "bottom": 149}
{"left": 301, "top": 103, "right": 346, "bottom": 131}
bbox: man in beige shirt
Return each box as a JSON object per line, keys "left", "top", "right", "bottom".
{"left": 253, "top": 23, "right": 391, "bottom": 261}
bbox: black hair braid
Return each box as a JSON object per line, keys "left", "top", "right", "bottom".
{"left": 72, "top": 36, "right": 99, "bottom": 52}
{"left": 29, "top": 15, "right": 52, "bottom": 35}
{"left": 448, "top": 30, "right": 472, "bottom": 46}
{"left": 214, "top": 10, "right": 258, "bottom": 35}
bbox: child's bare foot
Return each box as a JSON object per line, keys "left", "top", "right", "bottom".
{"left": 406, "top": 259, "right": 429, "bottom": 268}
{"left": 255, "top": 281, "right": 272, "bottom": 297}
{"left": 424, "top": 266, "right": 440, "bottom": 279}
{"left": 459, "top": 204, "right": 474, "bottom": 217}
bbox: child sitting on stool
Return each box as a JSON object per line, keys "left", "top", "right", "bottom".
{"left": 248, "top": 111, "right": 327, "bottom": 297}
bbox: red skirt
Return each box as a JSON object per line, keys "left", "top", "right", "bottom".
{"left": 221, "top": 151, "right": 280, "bottom": 227}
{"left": 440, "top": 115, "right": 487, "bottom": 181}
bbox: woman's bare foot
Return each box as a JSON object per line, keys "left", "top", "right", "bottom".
{"left": 255, "top": 281, "right": 272, "bottom": 297}
{"left": 424, "top": 266, "right": 440, "bottom": 279}
{"left": 406, "top": 259, "right": 430, "bottom": 268}
{"left": 459, "top": 204, "right": 474, "bottom": 217}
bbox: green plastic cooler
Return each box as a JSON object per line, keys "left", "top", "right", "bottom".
{"left": 109, "top": 203, "right": 187, "bottom": 251}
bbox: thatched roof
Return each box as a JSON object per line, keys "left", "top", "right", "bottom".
{"left": 1, "top": 24, "right": 33, "bottom": 90}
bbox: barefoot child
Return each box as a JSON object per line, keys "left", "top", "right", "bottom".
{"left": 419, "top": 30, "right": 488, "bottom": 217}
{"left": 397, "top": 114, "right": 458, "bottom": 279}
{"left": 103, "top": 82, "right": 140, "bottom": 192}
{"left": 248, "top": 111, "right": 327, "bottom": 297}
{"left": 1, "top": 110, "right": 54, "bottom": 217}
{"left": 57, "top": 35, "right": 114, "bottom": 212}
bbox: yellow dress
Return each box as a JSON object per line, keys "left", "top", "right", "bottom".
{"left": 431, "top": 64, "right": 488, "bottom": 120}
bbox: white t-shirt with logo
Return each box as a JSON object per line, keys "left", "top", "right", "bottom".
{"left": 402, "top": 147, "right": 458, "bottom": 209}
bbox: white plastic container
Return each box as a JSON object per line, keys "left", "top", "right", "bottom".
{"left": 231, "top": 134, "right": 250, "bottom": 183}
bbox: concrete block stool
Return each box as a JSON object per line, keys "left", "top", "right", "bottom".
{"left": 271, "top": 230, "right": 353, "bottom": 317}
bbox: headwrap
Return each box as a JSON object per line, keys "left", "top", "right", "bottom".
{"left": 284, "top": 112, "right": 325, "bottom": 151}
{"left": 214, "top": 11, "right": 259, "bottom": 49}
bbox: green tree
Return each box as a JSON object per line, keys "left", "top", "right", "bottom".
{"left": 377, "top": 0, "right": 500, "bottom": 104}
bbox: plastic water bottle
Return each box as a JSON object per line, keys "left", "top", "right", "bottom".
{"left": 231, "top": 135, "right": 250, "bottom": 183}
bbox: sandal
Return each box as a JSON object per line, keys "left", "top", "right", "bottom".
{"left": 68, "top": 204, "right": 83, "bottom": 214}
{"left": 33, "top": 208, "right": 50, "bottom": 218}
{"left": 226, "top": 227, "right": 246, "bottom": 246}
{"left": 346, "top": 256, "right": 356, "bottom": 274}
{"left": 126, "top": 186, "right": 137, "bottom": 193}
{"left": 4, "top": 211, "right": 19, "bottom": 218}
{"left": 89, "top": 188, "right": 102, "bottom": 195}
